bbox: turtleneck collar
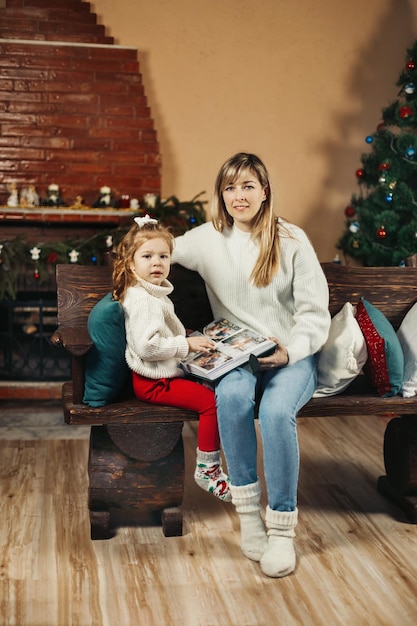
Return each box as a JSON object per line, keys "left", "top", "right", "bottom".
{"left": 134, "top": 274, "right": 174, "bottom": 298}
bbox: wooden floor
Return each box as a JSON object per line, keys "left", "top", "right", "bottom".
{"left": 1, "top": 402, "right": 417, "bottom": 626}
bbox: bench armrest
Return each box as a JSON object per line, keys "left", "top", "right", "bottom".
{"left": 51, "top": 326, "right": 92, "bottom": 356}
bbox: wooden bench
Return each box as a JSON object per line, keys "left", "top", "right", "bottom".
{"left": 51, "top": 262, "right": 417, "bottom": 539}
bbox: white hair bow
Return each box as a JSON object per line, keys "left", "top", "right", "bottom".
{"left": 134, "top": 214, "right": 158, "bottom": 228}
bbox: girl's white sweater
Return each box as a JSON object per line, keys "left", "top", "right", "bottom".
{"left": 122, "top": 277, "right": 189, "bottom": 379}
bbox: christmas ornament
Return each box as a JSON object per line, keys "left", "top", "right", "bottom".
{"left": 344, "top": 205, "right": 356, "bottom": 218}
{"left": 405, "top": 82, "right": 416, "bottom": 94}
{"left": 352, "top": 240, "right": 360, "bottom": 248}
{"left": 405, "top": 146, "right": 416, "bottom": 158}
{"left": 378, "top": 162, "right": 391, "bottom": 171}
{"left": 400, "top": 105, "right": 414, "bottom": 118}
{"left": 377, "top": 225, "right": 387, "bottom": 238}
{"left": 69, "top": 250, "right": 79, "bottom": 263}
{"left": 385, "top": 193, "right": 393, "bottom": 202}
{"left": 355, "top": 168, "right": 365, "bottom": 179}
{"left": 406, "top": 60, "right": 415, "bottom": 70}
{"left": 365, "top": 135, "right": 374, "bottom": 144}
{"left": 30, "top": 246, "right": 41, "bottom": 261}
{"left": 349, "top": 221, "right": 360, "bottom": 233}
{"left": 378, "top": 174, "right": 386, "bottom": 183}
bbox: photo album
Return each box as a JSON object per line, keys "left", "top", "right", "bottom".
{"left": 182, "top": 318, "right": 276, "bottom": 381}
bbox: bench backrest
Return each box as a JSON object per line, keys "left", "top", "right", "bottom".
{"left": 55, "top": 262, "right": 214, "bottom": 331}
{"left": 56, "top": 261, "right": 417, "bottom": 334}
{"left": 322, "top": 262, "right": 417, "bottom": 329}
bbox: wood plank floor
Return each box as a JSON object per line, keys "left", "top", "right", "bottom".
{"left": 0, "top": 401, "right": 417, "bottom": 625}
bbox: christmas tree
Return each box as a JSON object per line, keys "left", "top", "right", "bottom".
{"left": 338, "top": 39, "right": 417, "bottom": 266}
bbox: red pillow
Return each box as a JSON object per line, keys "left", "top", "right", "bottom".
{"left": 355, "top": 297, "right": 404, "bottom": 397}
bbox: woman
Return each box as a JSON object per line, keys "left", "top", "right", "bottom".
{"left": 172, "top": 152, "right": 330, "bottom": 577}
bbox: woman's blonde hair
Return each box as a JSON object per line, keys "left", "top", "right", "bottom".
{"left": 112, "top": 221, "right": 174, "bottom": 302}
{"left": 211, "top": 152, "right": 286, "bottom": 287}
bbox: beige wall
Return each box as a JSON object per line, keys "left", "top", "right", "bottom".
{"left": 92, "top": 0, "right": 417, "bottom": 261}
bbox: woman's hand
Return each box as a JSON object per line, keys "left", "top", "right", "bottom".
{"left": 187, "top": 336, "right": 216, "bottom": 354}
{"left": 257, "top": 337, "right": 289, "bottom": 369}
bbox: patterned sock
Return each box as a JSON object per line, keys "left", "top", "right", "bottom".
{"left": 194, "top": 449, "right": 231, "bottom": 502}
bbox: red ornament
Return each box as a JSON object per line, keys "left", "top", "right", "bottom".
{"left": 376, "top": 225, "right": 387, "bottom": 239}
{"left": 47, "top": 252, "right": 58, "bottom": 264}
{"left": 33, "top": 269, "right": 40, "bottom": 279}
{"left": 406, "top": 60, "right": 415, "bottom": 70}
{"left": 344, "top": 205, "right": 356, "bottom": 218}
{"left": 355, "top": 168, "right": 365, "bottom": 179}
{"left": 400, "top": 105, "right": 413, "bottom": 119}
{"left": 376, "top": 122, "right": 385, "bottom": 131}
{"left": 378, "top": 162, "right": 391, "bottom": 171}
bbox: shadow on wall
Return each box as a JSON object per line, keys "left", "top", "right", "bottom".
{"left": 304, "top": 0, "right": 416, "bottom": 263}
{"left": 137, "top": 49, "right": 178, "bottom": 200}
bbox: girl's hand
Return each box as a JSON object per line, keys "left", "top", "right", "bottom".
{"left": 187, "top": 336, "right": 216, "bottom": 354}
{"left": 257, "top": 337, "right": 289, "bottom": 369}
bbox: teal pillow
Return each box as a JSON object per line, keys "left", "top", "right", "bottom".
{"left": 355, "top": 297, "right": 404, "bottom": 397}
{"left": 83, "top": 292, "right": 131, "bottom": 407}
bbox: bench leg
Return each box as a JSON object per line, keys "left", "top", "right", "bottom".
{"left": 90, "top": 510, "right": 114, "bottom": 540}
{"left": 87, "top": 425, "right": 185, "bottom": 539}
{"left": 161, "top": 506, "right": 183, "bottom": 537}
{"left": 377, "top": 416, "right": 417, "bottom": 522}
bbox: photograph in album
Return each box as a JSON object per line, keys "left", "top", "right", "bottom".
{"left": 182, "top": 318, "right": 276, "bottom": 381}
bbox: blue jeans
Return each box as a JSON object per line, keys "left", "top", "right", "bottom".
{"left": 215, "top": 355, "right": 317, "bottom": 511}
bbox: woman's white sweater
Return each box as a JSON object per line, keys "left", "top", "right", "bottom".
{"left": 122, "top": 277, "right": 189, "bottom": 379}
{"left": 172, "top": 221, "right": 330, "bottom": 366}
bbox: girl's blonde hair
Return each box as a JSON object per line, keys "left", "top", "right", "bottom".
{"left": 112, "top": 221, "right": 174, "bottom": 302}
{"left": 211, "top": 152, "right": 288, "bottom": 287}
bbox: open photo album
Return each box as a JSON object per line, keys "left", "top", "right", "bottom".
{"left": 181, "top": 318, "right": 276, "bottom": 381}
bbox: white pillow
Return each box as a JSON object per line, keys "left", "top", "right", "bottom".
{"left": 397, "top": 302, "right": 417, "bottom": 398}
{"left": 313, "top": 302, "right": 368, "bottom": 397}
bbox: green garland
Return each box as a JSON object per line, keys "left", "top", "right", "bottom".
{"left": 0, "top": 193, "right": 207, "bottom": 300}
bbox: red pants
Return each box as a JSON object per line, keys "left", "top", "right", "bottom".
{"left": 132, "top": 372, "right": 220, "bottom": 452}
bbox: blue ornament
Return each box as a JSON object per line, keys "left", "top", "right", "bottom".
{"left": 365, "top": 135, "right": 374, "bottom": 144}
{"left": 385, "top": 193, "right": 393, "bottom": 202}
{"left": 91, "top": 255, "right": 97, "bottom": 263}
{"left": 405, "top": 146, "right": 416, "bottom": 159}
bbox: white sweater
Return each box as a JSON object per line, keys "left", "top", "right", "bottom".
{"left": 122, "top": 277, "right": 189, "bottom": 379}
{"left": 172, "top": 221, "right": 330, "bottom": 365}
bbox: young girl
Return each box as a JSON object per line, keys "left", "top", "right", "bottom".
{"left": 112, "top": 214, "right": 231, "bottom": 502}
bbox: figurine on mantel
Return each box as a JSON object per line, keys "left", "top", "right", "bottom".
{"left": 92, "top": 185, "right": 116, "bottom": 208}
{"left": 20, "top": 184, "right": 40, "bottom": 207}
{"left": 7, "top": 182, "right": 19, "bottom": 208}
{"left": 69, "top": 195, "right": 87, "bottom": 210}
{"left": 41, "top": 183, "right": 67, "bottom": 207}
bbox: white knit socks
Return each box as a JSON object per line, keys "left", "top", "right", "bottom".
{"left": 194, "top": 449, "right": 231, "bottom": 502}
{"left": 260, "top": 505, "right": 298, "bottom": 578}
{"left": 230, "top": 480, "right": 268, "bottom": 562}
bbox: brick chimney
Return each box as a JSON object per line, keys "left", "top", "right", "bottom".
{"left": 0, "top": 0, "right": 161, "bottom": 207}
